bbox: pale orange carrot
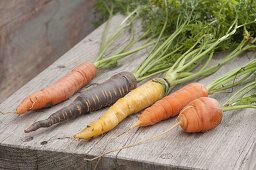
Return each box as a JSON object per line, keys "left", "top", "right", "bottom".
{"left": 178, "top": 97, "right": 222, "bottom": 132}
{"left": 16, "top": 61, "right": 96, "bottom": 114}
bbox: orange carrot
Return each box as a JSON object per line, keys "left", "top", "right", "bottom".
{"left": 133, "top": 83, "right": 208, "bottom": 127}
{"left": 178, "top": 97, "right": 222, "bottom": 132}
{"left": 16, "top": 61, "right": 96, "bottom": 114}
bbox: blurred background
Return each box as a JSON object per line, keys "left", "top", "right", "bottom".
{"left": 0, "top": 0, "right": 97, "bottom": 103}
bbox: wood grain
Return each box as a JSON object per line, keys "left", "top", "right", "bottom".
{"left": 0, "top": 15, "right": 255, "bottom": 170}
{"left": 0, "top": 0, "right": 95, "bottom": 103}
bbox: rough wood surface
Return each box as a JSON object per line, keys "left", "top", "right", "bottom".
{"left": 0, "top": 0, "right": 95, "bottom": 103}
{"left": 0, "top": 15, "right": 256, "bottom": 170}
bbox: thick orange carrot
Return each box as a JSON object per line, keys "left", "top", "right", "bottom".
{"left": 178, "top": 97, "right": 222, "bottom": 132}
{"left": 16, "top": 61, "right": 96, "bottom": 114}
{"left": 133, "top": 83, "right": 208, "bottom": 127}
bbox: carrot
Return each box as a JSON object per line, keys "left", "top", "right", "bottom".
{"left": 16, "top": 61, "right": 96, "bottom": 114}
{"left": 24, "top": 72, "right": 137, "bottom": 133}
{"left": 178, "top": 81, "right": 256, "bottom": 132}
{"left": 177, "top": 90, "right": 256, "bottom": 133}
{"left": 133, "top": 83, "right": 208, "bottom": 127}
{"left": 74, "top": 79, "right": 168, "bottom": 140}
{"left": 177, "top": 97, "right": 222, "bottom": 132}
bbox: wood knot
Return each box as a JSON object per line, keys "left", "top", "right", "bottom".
{"left": 40, "top": 141, "right": 48, "bottom": 145}
{"left": 57, "top": 65, "right": 66, "bottom": 69}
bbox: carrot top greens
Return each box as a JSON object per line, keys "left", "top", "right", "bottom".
{"left": 95, "top": 0, "right": 256, "bottom": 79}
{"left": 131, "top": 0, "right": 256, "bottom": 82}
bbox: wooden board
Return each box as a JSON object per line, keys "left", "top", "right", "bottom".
{"left": 0, "top": 0, "right": 95, "bottom": 103}
{"left": 0, "top": 15, "right": 256, "bottom": 170}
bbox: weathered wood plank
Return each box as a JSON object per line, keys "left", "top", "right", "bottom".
{"left": 0, "top": 15, "right": 256, "bottom": 170}
{"left": 0, "top": 0, "right": 95, "bottom": 102}
{"left": 0, "top": 0, "right": 52, "bottom": 27}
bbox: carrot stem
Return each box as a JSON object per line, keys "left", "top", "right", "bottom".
{"left": 174, "top": 38, "right": 255, "bottom": 87}
{"left": 224, "top": 81, "right": 256, "bottom": 107}
{"left": 94, "top": 37, "right": 156, "bottom": 68}
{"left": 223, "top": 105, "right": 256, "bottom": 112}
{"left": 134, "top": 0, "right": 170, "bottom": 76}
{"left": 135, "top": 20, "right": 188, "bottom": 77}
{"left": 97, "top": 4, "right": 113, "bottom": 58}
{"left": 207, "top": 55, "right": 256, "bottom": 94}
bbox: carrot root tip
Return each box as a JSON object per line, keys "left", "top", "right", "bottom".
{"left": 130, "top": 121, "right": 141, "bottom": 129}
{"left": 74, "top": 133, "right": 83, "bottom": 139}
{"left": 24, "top": 127, "right": 33, "bottom": 133}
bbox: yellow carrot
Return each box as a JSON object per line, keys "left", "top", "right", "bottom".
{"left": 74, "top": 79, "right": 167, "bottom": 140}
